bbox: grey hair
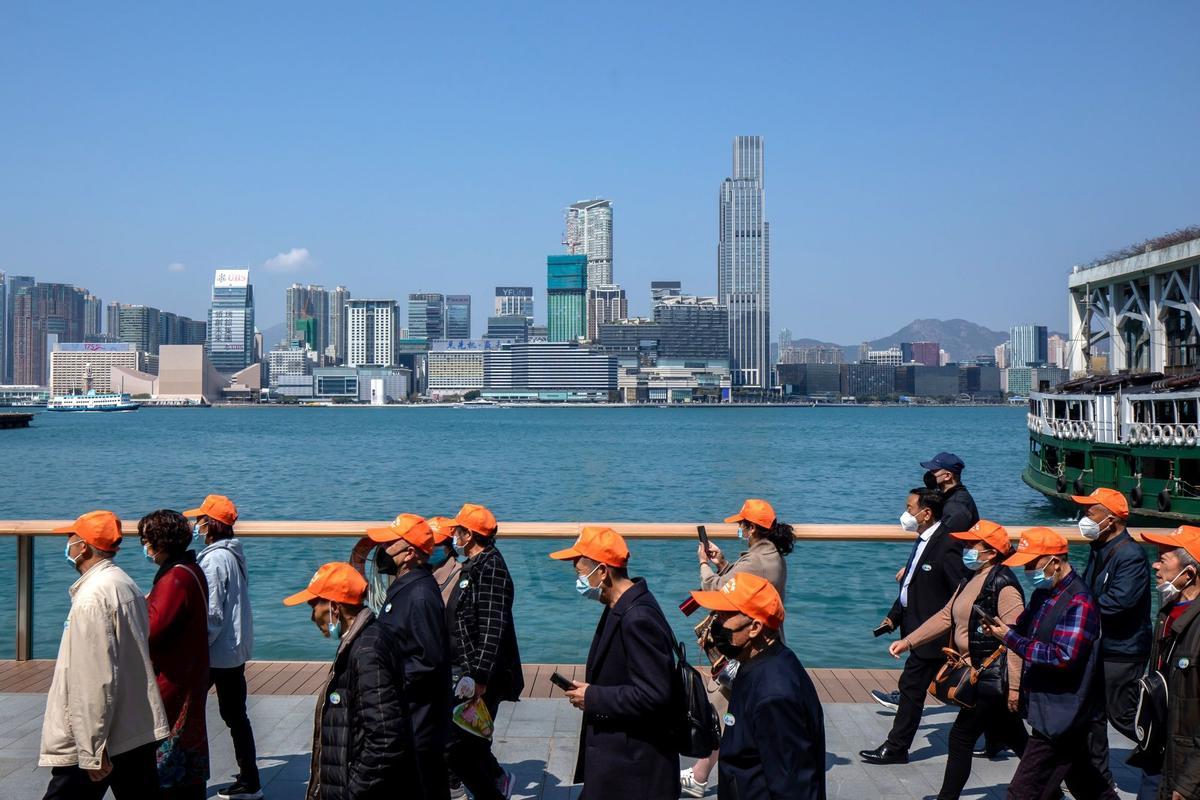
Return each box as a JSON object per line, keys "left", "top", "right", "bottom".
{"left": 1175, "top": 547, "right": 1200, "bottom": 572}
{"left": 92, "top": 546, "right": 116, "bottom": 559}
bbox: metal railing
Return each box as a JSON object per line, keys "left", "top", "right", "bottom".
{"left": 0, "top": 520, "right": 1124, "bottom": 661}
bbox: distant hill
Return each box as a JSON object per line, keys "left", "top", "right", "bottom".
{"left": 862, "top": 318, "right": 1009, "bottom": 363}
{"left": 260, "top": 321, "right": 288, "bottom": 348}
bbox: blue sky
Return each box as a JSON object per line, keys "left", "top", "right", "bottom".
{"left": 2, "top": 2, "right": 1198, "bottom": 344}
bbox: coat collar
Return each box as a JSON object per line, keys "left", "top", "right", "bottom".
{"left": 587, "top": 579, "right": 651, "bottom": 669}
{"left": 334, "top": 608, "right": 376, "bottom": 663}
{"left": 383, "top": 565, "right": 434, "bottom": 603}
{"left": 69, "top": 557, "right": 117, "bottom": 598}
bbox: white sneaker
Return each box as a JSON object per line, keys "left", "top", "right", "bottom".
{"left": 680, "top": 767, "right": 708, "bottom": 797}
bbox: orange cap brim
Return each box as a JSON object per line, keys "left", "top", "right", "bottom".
{"left": 950, "top": 531, "right": 981, "bottom": 541}
{"left": 52, "top": 523, "right": 75, "bottom": 534}
{"left": 548, "top": 546, "right": 583, "bottom": 561}
{"left": 1004, "top": 550, "right": 1047, "bottom": 566}
{"left": 432, "top": 529, "right": 453, "bottom": 544}
{"left": 366, "top": 527, "right": 401, "bottom": 543}
{"left": 282, "top": 589, "right": 317, "bottom": 607}
{"left": 182, "top": 507, "right": 205, "bottom": 518}
{"left": 1140, "top": 532, "right": 1181, "bottom": 547}
{"left": 723, "top": 514, "right": 744, "bottom": 524}
{"left": 689, "top": 589, "right": 741, "bottom": 612}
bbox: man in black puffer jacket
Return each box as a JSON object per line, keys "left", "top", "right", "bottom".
{"left": 284, "top": 562, "right": 419, "bottom": 800}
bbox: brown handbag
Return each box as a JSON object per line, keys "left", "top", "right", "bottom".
{"left": 928, "top": 645, "right": 1006, "bottom": 709}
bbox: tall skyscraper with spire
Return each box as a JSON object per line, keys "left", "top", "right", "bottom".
{"left": 717, "top": 136, "right": 770, "bottom": 389}
{"left": 564, "top": 199, "right": 613, "bottom": 288}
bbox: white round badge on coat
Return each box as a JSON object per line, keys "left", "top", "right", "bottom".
{"left": 1180, "top": 657, "right": 1191, "bottom": 669}
{"left": 459, "top": 579, "right": 470, "bottom": 589}
{"left": 921, "top": 564, "right": 932, "bottom": 572}
{"left": 329, "top": 691, "right": 342, "bottom": 705}
{"left": 383, "top": 603, "right": 392, "bottom": 613}
{"left": 723, "top": 713, "right": 735, "bottom": 727}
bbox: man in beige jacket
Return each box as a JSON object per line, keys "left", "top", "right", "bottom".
{"left": 39, "top": 510, "right": 169, "bottom": 799}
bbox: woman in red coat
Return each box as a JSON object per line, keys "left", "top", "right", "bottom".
{"left": 140, "top": 509, "right": 211, "bottom": 799}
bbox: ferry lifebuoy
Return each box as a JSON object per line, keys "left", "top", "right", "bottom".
{"left": 1152, "top": 424, "right": 1164, "bottom": 445}
{"left": 1187, "top": 425, "right": 1198, "bottom": 446}
{"left": 1175, "top": 424, "right": 1187, "bottom": 445}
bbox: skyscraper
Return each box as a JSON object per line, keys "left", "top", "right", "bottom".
{"left": 206, "top": 269, "right": 256, "bottom": 373}
{"left": 347, "top": 299, "right": 397, "bottom": 367}
{"left": 445, "top": 295, "right": 472, "bottom": 339}
{"left": 717, "top": 136, "right": 770, "bottom": 389}
{"left": 586, "top": 285, "right": 627, "bottom": 341}
{"left": 285, "top": 283, "right": 331, "bottom": 357}
{"left": 12, "top": 282, "right": 86, "bottom": 386}
{"left": 407, "top": 292, "right": 445, "bottom": 341}
{"left": 1009, "top": 324, "right": 1049, "bottom": 367}
{"left": 0, "top": 272, "right": 6, "bottom": 382}
{"left": 81, "top": 293, "right": 103, "bottom": 339}
{"left": 116, "top": 304, "right": 162, "bottom": 354}
{"left": 329, "top": 286, "right": 350, "bottom": 364}
{"left": 565, "top": 199, "right": 614, "bottom": 288}
{"left": 4, "top": 275, "right": 34, "bottom": 383}
{"left": 105, "top": 302, "right": 121, "bottom": 342}
{"left": 494, "top": 287, "right": 534, "bottom": 320}
{"left": 547, "top": 255, "right": 587, "bottom": 342}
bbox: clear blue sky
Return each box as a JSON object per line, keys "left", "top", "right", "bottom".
{"left": 2, "top": 2, "right": 1198, "bottom": 344}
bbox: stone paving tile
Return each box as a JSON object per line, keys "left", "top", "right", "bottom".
{"left": 0, "top": 694, "right": 1147, "bottom": 800}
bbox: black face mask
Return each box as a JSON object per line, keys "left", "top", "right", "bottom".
{"left": 374, "top": 546, "right": 399, "bottom": 575}
{"left": 709, "top": 618, "right": 749, "bottom": 659}
{"left": 922, "top": 470, "right": 939, "bottom": 491}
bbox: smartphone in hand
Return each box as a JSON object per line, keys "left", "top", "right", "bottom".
{"left": 872, "top": 623, "right": 892, "bottom": 638}
{"left": 549, "top": 672, "right": 576, "bottom": 691}
{"left": 972, "top": 604, "right": 1003, "bottom": 626}
{"left": 697, "top": 525, "right": 710, "bottom": 549}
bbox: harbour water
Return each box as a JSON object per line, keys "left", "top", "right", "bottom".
{"left": 0, "top": 405, "right": 1093, "bottom": 667}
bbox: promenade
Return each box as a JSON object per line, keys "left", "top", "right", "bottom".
{"left": 0, "top": 663, "right": 1145, "bottom": 799}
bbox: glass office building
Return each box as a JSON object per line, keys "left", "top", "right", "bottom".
{"left": 547, "top": 255, "right": 587, "bottom": 342}
{"left": 206, "top": 269, "right": 256, "bottom": 373}
{"left": 445, "top": 294, "right": 471, "bottom": 339}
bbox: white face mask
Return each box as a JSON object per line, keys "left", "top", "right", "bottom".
{"left": 900, "top": 511, "right": 919, "bottom": 533}
{"left": 1157, "top": 568, "right": 1195, "bottom": 605}
{"left": 1078, "top": 516, "right": 1106, "bottom": 541}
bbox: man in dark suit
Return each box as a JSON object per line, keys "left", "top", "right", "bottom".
{"left": 549, "top": 526, "right": 680, "bottom": 800}
{"left": 922, "top": 452, "right": 979, "bottom": 535}
{"left": 861, "top": 487, "right": 967, "bottom": 765}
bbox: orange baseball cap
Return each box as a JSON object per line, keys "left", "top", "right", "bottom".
{"left": 548, "top": 526, "right": 631, "bottom": 568}
{"left": 690, "top": 572, "right": 786, "bottom": 630}
{"left": 1003, "top": 527, "right": 1070, "bottom": 567}
{"left": 54, "top": 510, "right": 123, "bottom": 551}
{"left": 366, "top": 513, "right": 435, "bottom": 555}
{"left": 1141, "top": 525, "right": 1200, "bottom": 562}
{"left": 283, "top": 562, "right": 367, "bottom": 607}
{"left": 450, "top": 503, "right": 498, "bottom": 537}
{"left": 428, "top": 516, "right": 456, "bottom": 544}
{"left": 1070, "top": 487, "right": 1129, "bottom": 520}
{"left": 724, "top": 498, "right": 776, "bottom": 530}
{"left": 951, "top": 519, "right": 1013, "bottom": 554}
{"left": 183, "top": 494, "right": 238, "bottom": 526}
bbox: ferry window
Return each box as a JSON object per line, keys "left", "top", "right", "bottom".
{"left": 1044, "top": 447, "right": 1059, "bottom": 470}
{"left": 1140, "top": 458, "right": 1172, "bottom": 480}
{"left": 1179, "top": 399, "right": 1198, "bottom": 424}
{"left": 1065, "top": 449, "right": 1086, "bottom": 469}
{"left": 1125, "top": 455, "right": 1137, "bottom": 476}
{"left": 1029, "top": 400, "right": 1037, "bottom": 414}
{"left": 1053, "top": 400, "right": 1066, "bottom": 419}
{"left": 1179, "top": 460, "right": 1200, "bottom": 497}
{"left": 1154, "top": 401, "right": 1176, "bottom": 424}
{"left": 1030, "top": 440, "right": 1041, "bottom": 455}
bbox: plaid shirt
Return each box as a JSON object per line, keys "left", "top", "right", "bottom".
{"left": 452, "top": 545, "right": 515, "bottom": 683}
{"left": 1003, "top": 571, "right": 1099, "bottom": 669}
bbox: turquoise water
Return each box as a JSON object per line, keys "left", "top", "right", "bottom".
{"left": 0, "top": 405, "right": 1080, "bottom": 667}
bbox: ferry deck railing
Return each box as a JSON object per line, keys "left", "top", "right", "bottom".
{"left": 0, "top": 520, "right": 1143, "bottom": 661}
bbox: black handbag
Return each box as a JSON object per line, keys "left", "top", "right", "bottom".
{"left": 672, "top": 639, "right": 721, "bottom": 757}
{"left": 929, "top": 645, "right": 1006, "bottom": 709}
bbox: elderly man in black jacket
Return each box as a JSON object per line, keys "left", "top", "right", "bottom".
{"left": 862, "top": 487, "right": 967, "bottom": 765}
{"left": 692, "top": 572, "right": 825, "bottom": 800}
{"left": 1072, "top": 488, "right": 1152, "bottom": 787}
{"left": 283, "top": 562, "right": 418, "bottom": 800}
{"left": 921, "top": 452, "right": 980, "bottom": 534}
{"left": 368, "top": 513, "right": 452, "bottom": 800}
{"left": 549, "top": 526, "right": 680, "bottom": 800}
{"left": 445, "top": 503, "right": 522, "bottom": 800}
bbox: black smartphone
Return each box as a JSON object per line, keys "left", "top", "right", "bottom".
{"left": 972, "top": 604, "right": 1002, "bottom": 625}
{"left": 549, "top": 671, "right": 575, "bottom": 691}
{"left": 872, "top": 623, "right": 892, "bottom": 638}
{"left": 679, "top": 596, "right": 701, "bottom": 616}
{"left": 697, "top": 525, "right": 710, "bottom": 548}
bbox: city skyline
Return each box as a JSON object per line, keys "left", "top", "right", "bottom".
{"left": 3, "top": 5, "right": 1199, "bottom": 343}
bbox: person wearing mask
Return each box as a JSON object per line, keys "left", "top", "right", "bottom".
{"left": 549, "top": 527, "right": 679, "bottom": 799}
{"left": 1072, "top": 488, "right": 1153, "bottom": 785}
{"left": 185, "top": 494, "right": 261, "bottom": 800}
{"left": 367, "top": 513, "right": 452, "bottom": 800}
{"left": 921, "top": 452, "right": 980, "bottom": 535}
{"left": 445, "top": 503, "right": 523, "bottom": 800}
{"left": 981, "top": 528, "right": 1117, "bottom": 800}
{"left": 140, "top": 510, "right": 212, "bottom": 800}
{"left": 428, "top": 516, "right": 463, "bottom": 604}
{"left": 861, "top": 488, "right": 966, "bottom": 765}
{"left": 682, "top": 498, "right": 794, "bottom": 797}
{"left": 691, "top": 572, "right": 825, "bottom": 800}
{"left": 888, "top": 520, "right": 1027, "bottom": 799}
{"left": 1138, "top": 526, "right": 1200, "bottom": 800}
{"left": 285, "top": 562, "right": 417, "bottom": 800}
{"left": 40, "top": 510, "right": 169, "bottom": 800}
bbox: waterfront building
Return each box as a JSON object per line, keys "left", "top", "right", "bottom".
{"left": 779, "top": 345, "right": 844, "bottom": 365}
{"left": 564, "top": 199, "right": 613, "bottom": 288}
{"left": 598, "top": 295, "right": 729, "bottom": 365}
{"left": 528, "top": 324, "right": 549, "bottom": 342}
{"left": 346, "top": 299, "right": 398, "bottom": 367}
{"left": 586, "top": 284, "right": 626, "bottom": 342}
{"left": 329, "top": 286, "right": 350, "bottom": 365}
{"left": 407, "top": 292, "right": 445, "bottom": 342}
{"left": 547, "top": 255, "right": 587, "bottom": 342}
{"left": 482, "top": 341, "right": 617, "bottom": 402}
{"left": 843, "top": 363, "right": 896, "bottom": 400}
{"left": 994, "top": 342, "right": 1010, "bottom": 369}
{"left": 4, "top": 275, "right": 34, "bottom": 384}
{"left": 610, "top": 355, "right": 731, "bottom": 403}
{"left": 895, "top": 365, "right": 961, "bottom": 399}
{"left": 0, "top": 272, "right": 6, "bottom": 383}
{"left": 1009, "top": 324, "right": 1048, "bottom": 367}
{"left": 206, "top": 269, "right": 256, "bottom": 373}
{"left": 863, "top": 347, "right": 903, "bottom": 366}
{"left": 81, "top": 293, "right": 102, "bottom": 339}
{"left": 12, "top": 282, "right": 86, "bottom": 386}
{"left": 116, "top": 304, "right": 161, "bottom": 354}
{"left": 426, "top": 339, "right": 510, "bottom": 399}
{"left": 959, "top": 365, "right": 1003, "bottom": 399}
{"left": 394, "top": 337, "right": 429, "bottom": 396}
{"left": 285, "top": 283, "right": 330, "bottom": 358}
{"left": 313, "top": 366, "right": 358, "bottom": 399}
{"left": 267, "top": 344, "right": 314, "bottom": 390}
{"left": 355, "top": 366, "right": 411, "bottom": 403}
{"left": 49, "top": 342, "right": 145, "bottom": 395}
{"left": 717, "top": 135, "right": 770, "bottom": 389}
{"left": 485, "top": 315, "right": 530, "bottom": 342}
{"left": 159, "top": 311, "right": 206, "bottom": 347}
{"left": 494, "top": 287, "right": 534, "bottom": 320}
{"left": 902, "top": 341, "right": 940, "bottom": 366}
{"left": 0, "top": 384, "right": 48, "bottom": 405}
{"left": 650, "top": 281, "right": 682, "bottom": 306}
{"left": 777, "top": 363, "right": 841, "bottom": 400}
{"left": 445, "top": 295, "right": 472, "bottom": 339}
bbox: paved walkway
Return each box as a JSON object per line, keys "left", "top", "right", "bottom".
{"left": 0, "top": 692, "right": 1145, "bottom": 799}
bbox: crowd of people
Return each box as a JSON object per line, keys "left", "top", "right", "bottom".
{"left": 31, "top": 462, "right": 1200, "bottom": 800}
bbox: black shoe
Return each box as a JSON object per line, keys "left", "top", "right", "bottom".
{"left": 216, "top": 780, "right": 264, "bottom": 800}
{"left": 972, "top": 745, "right": 1011, "bottom": 759}
{"left": 859, "top": 744, "right": 909, "bottom": 764}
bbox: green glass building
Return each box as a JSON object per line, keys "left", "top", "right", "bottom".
{"left": 547, "top": 255, "right": 587, "bottom": 342}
